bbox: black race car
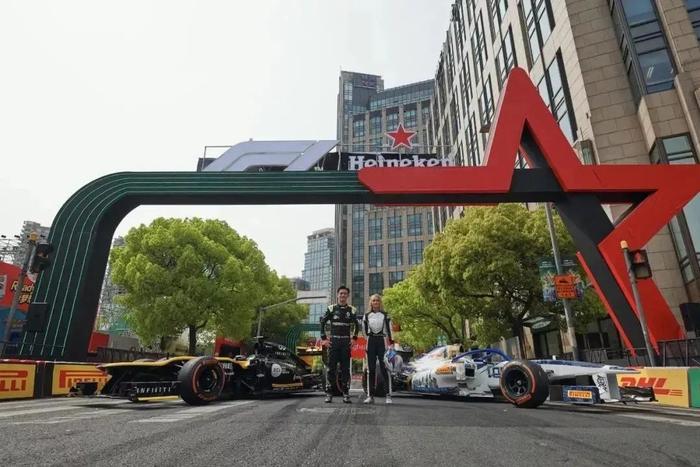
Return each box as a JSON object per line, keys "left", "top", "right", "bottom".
{"left": 78, "top": 341, "right": 321, "bottom": 405}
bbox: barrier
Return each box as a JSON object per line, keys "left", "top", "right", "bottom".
{"left": 617, "top": 367, "right": 691, "bottom": 408}
{"left": 51, "top": 363, "right": 109, "bottom": 396}
{"left": 0, "top": 360, "right": 36, "bottom": 400}
{"left": 689, "top": 368, "right": 700, "bottom": 408}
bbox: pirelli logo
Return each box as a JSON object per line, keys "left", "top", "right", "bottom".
{"left": 0, "top": 364, "right": 35, "bottom": 399}
{"left": 567, "top": 390, "right": 593, "bottom": 399}
{"left": 52, "top": 364, "right": 109, "bottom": 395}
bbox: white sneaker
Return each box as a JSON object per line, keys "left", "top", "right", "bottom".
{"left": 363, "top": 396, "right": 375, "bottom": 404}
{"left": 385, "top": 395, "right": 392, "bottom": 404}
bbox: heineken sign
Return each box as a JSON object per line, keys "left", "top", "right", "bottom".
{"left": 200, "top": 140, "right": 450, "bottom": 173}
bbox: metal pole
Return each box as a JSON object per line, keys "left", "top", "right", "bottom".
{"left": 620, "top": 240, "right": 656, "bottom": 366}
{"left": 1, "top": 233, "right": 37, "bottom": 355}
{"left": 544, "top": 203, "right": 579, "bottom": 360}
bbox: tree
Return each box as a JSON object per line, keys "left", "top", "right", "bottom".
{"left": 255, "top": 274, "right": 308, "bottom": 344}
{"left": 384, "top": 204, "right": 605, "bottom": 355}
{"left": 110, "top": 217, "right": 275, "bottom": 355}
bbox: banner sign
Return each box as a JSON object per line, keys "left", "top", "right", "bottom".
{"left": 51, "top": 363, "right": 109, "bottom": 396}
{"left": 617, "top": 367, "right": 690, "bottom": 408}
{"left": 539, "top": 258, "right": 584, "bottom": 302}
{"left": 0, "top": 362, "right": 36, "bottom": 400}
{"left": 0, "top": 261, "right": 34, "bottom": 343}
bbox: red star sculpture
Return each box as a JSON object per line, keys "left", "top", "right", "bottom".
{"left": 386, "top": 124, "right": 416, "bottom": 150}
{"left": 359, "top": 67, "right": 700, "bottom": 353}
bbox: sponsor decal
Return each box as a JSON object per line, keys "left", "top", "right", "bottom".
{"left": 0, "top": 363, "right": 35, "bottom": 399}
{"left": 52, "top": 364, "right": 109, "bottom": 395}
{"left": 567, "top": 390, "right": 593, "bottom": 399}
{"left": 435, "top": 365, "right": 455, "bottom": 375}
{"left": 270, "top": 363, "right": 282, "bottom": 378}
{"left": 618, "top": 367, "right": 690, "bottom": 408}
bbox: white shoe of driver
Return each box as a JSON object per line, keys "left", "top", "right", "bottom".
{"left": 385, "top": 395, "right": 392, "bottom": 404}
{"left": 363, "top": 396, "right": 374, "bottom": 404}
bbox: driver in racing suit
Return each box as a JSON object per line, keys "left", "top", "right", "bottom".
{"left": 320, "top": 285, "right": 359, "bottom": 403}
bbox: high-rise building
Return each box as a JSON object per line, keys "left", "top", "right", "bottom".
{"left": 302, "top": 228, "right": 335, "bottom": 328}
{"left": 96, "top": 236, "right": 132, "bottom": 335}
{"left": 430, "top": 0, "right": 700, "bottom": 352}
{"left": 335, "top": 71, "right": 437, "bottom": 313}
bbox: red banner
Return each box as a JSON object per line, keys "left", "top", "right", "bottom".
{"left": 0, "top": 261, "right": 34, "bottom": 341}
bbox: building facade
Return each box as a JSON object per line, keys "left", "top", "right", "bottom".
{"left": 429, "top": 0, "right": 700, "bottom": 353}
{"left": 335, "top": 71, "right": 436, "bottom": 314}
{"left": 301, "top": 228, "right": 335, "bottom": 327}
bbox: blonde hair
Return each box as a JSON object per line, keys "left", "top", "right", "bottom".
{"left": 368, "top": 293, "right": 383, "bottom": 312}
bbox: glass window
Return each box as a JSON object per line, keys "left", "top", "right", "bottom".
{"left": 369, "top": 245, "right": 383, "bottom": 268}
{"left": 369, "top": 217, "right": 383, "bottom": 240}
{"left": 353, "top": 119, "right": 365, "bottom": 138}
{"left": 386, "top": 112, "right": 399, "bottom": 132}
{"left": 471, "top": 12, "right": 487, "bottom": 86}
{"left": 543, "top": 51, "right": 578, "bottom": 143}
{"left": 404, "top": 108, "right": 417, "bottom": 129}
{"left": 408, "top": 241, "right": 424, "bottom": 265}
{"left": 688, "top": 0, "right": 700, "bottom": 41}
{"left": 478, "top": 76, "right": 494, "bottom": 127}
{"left": 370, "top": 115, "right": 382, "bottom": 135}
{"left": 496, "top": 27, "right": 517, "bottom": 88}
{"left": 388, "top": 271, "right": 405, "bottom": 287}
{"left": 427, "top": 211, "right": 434, "bottom": 235}
{"left": 388, "top": 215, "right": 403, "bottom": 238}
{"left": 369, "top": 273, "right": 384, "bottom": 296}
{"left": 520, "top": 0, "right": 554, "bottom": 64}
{"left": 388, "top": 243, "right": 403, "bottom": 267}
{"left": 407, "top": 213, "right": 423, "bottom": 236}
{"left": 467, "top": 112, "right": 480, "bottom": 166}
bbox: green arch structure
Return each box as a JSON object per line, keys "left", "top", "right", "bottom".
{"left": 20, "top": 169, "right": 556, "bottom": 360}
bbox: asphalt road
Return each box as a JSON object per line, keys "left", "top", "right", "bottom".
{"left": 0, "top": 392, "right": 698, "bottom": 467}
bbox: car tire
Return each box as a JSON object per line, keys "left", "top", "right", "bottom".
{"left": 178, "top": 356, "right": 225, "bottom": 405}
{"left": 499, "top": 360, "right": 549, "bottom": 408}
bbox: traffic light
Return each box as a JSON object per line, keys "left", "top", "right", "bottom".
{"left": 629, "top": 248, "right": 652, "bottom": 280}
{"left": 30, "top": 242, "right": 53, "bottom": 274}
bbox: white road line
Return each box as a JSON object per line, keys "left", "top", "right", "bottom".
{"left": 131, "top": 400, "right": 253, "bottom": 423}
{"left": 618, "top": 413, "right": 700, "bottom": 427}
{"left": 0, "top": 406, "right": 80, "bottom": 418}
{"left": 10, "top": 409, "right": 125, "bottom": 425}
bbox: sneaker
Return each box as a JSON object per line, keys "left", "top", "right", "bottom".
{"left": 324, "top": 394, "right": 333, "bottom": 403}
{"left": 363, "top": 396, "right": 375, "bottom": 404}
{"left": 342, "top": 394, "right": 352, "bottom": 404}
{"left": 385, "top": 395, "right": 392, "bottom": 404}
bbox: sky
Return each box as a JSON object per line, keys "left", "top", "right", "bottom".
{"left": 0, "top": 0, "right": 453, "bottom": 278}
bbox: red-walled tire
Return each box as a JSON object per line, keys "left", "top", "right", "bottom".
{"left": 499, "top": 360, "right": 549, "bottom": 408}
{"left": 178, "top": 357, "right": 225, "bottom": 405}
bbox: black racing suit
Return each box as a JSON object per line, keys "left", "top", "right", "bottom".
{"left": 363, "top": 310, "right": 393, "bottom": 397}
{"left": 320, "top": 304, "right": 359, "bottom": 395}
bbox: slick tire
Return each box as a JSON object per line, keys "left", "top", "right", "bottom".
{"left": 178, "top": 356, "right": 225, "bottom": 405}
{"left": 499, "top": 360, "right": 549, "bottom": 409}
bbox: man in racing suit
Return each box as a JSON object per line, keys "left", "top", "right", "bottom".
{"left": 320, "top": 286, "right": 359, "bottom": 403}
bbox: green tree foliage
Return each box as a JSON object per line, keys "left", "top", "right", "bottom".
{"left": 255, "top": 274, "right": 308, "bottom": 344}
{"left": 384, "top": 205, "right": 605, "bottom": 354}
{"left": 110, "top": 217, "right": 298, "bottom": 354}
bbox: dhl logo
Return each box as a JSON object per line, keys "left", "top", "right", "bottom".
{"left": 619, "top": 376, "right": 683, "bottom": 397}
{"left": 58, "top": 369, "right": 108, "bottom": 389}
{"left": 0, "top": 369, "right": 29, "bottom": 392}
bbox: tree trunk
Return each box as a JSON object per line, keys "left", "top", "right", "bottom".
{"left": 188, "top": 325, "right": 197, "bottom": 355}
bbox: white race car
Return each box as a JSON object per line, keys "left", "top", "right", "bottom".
{"left": 386, "top": 346, "right": 648, "bottom": 408}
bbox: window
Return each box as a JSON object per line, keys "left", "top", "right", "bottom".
{"left": 471, "top": 12, "right": 487, "bottom": 85}
{"left": 478, "top": 76, "right": 494, "bottom": 128}
{"left": 521, "top": 0, "right": 554, "bottom": 64}
{"left": 466, "top": 0, "right": 476, "bottom": 25}
{"left": 369, "top": 273, "right": 384, "bottom": 296}
{"left": 650, "top": 134, "right": 700, "bottom": 282}
{"left": 427, "top": 211, "right": 434, "bottom": 235}
{"left": 369, "top": 217, "right": 383, "bottom": 240}
{"left": 489, "top": 0, "right": 508, "bottom": 38}
{"left": 409, "top": 241, "right": 424, "bottom": 265}
{"left": 688, "top": 0, "right": 700, "bottom": 41}
{"left": 609, "top": 0, "right": 675, "bottom": 101}
{"left": 542, "top": 51, "right": 577, "bottom": 142}
{"left": 404, "top": 108, "right": 417, "bottom": 128}
{"left": 467, "top": 112, "right": 480, "bottom": 166}
{"left": 370, "top": 114, "right": 382, "bottom": 135}
{"left": 407, "top": 213, "right": 423, "bottom": 236}
{"left": 388, "top": 215, "right": 403, "bottom": 238}
{"left": 352, "top": 275, "right": 364, "bottom": 314}
{"left": 370, "top": 136, "right": 382, "bottom": 151}
{"left": 369, "top": 245, "right": 383, "bottom": 268}
{"left": 353, "top": 118, "right": 365, "bottom": 138}
{"left": 388, "top": 271, "right": 405, "bottom": 287}
{"left": 386, "top": 112, "right": 399, "bottom": 132}
{"left": 496, "top": 27, "right": 517, "bottom": 88}
{"left": 388, "top": 243, "right": 403, "bottom": 267}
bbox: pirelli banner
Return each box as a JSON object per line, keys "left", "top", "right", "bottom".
{"left": 617, "top": 367, "right": 691, "bottom": 408}
{"left": 51, "top": 363, "right": 109, "bottom": 396}
{"left": 0, "top": 360, "right": 37, "bottom": 400}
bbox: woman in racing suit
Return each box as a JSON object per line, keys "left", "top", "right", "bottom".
{"left": 362, "top": 294, "right": 393, "bottom": 404}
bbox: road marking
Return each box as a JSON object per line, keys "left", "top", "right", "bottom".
{"left": 10, "top": 409, "right": 125, "bottom": 425}
{"left": 297, "top": 407, "right": 375, "bottom": 415}
{"left": 0, "top": 406, "right": 80, "bottom": 418}
{"left": 298, "top": 407, "right": 336, "bottom": 414}
{"left": 130, "top": 400, "right": 253, "bottom": 423}
{"left": 618, "top": 413, "right": 700, "bottom": 427}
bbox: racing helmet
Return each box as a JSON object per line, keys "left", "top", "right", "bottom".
{"left": 384, "top": 349, "right": 403, "bottom": 373}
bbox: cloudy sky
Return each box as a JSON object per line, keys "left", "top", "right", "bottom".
{"left": 0, "top": 0, "right": 453, "bottom": 277}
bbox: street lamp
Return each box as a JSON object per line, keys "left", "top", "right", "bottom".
{"left": 255, "top": 295, "right": 328, "bottom": 348}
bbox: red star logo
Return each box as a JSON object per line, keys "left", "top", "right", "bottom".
{"left": 386, "top": 124, "right": 416, "bottom": 150}
{"left": 359, "top": 68, "right": 700, "bottom": 352}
